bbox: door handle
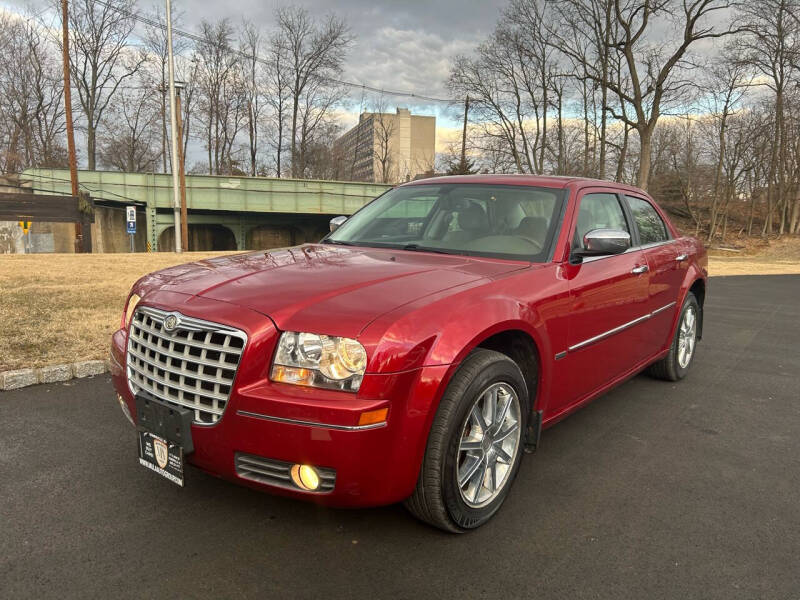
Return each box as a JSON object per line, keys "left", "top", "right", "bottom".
{"left": 631, "top": 265, "right": 649, "bottom": 274}
{"left": 675, "top": 254, "right": 688, "bottom": 262}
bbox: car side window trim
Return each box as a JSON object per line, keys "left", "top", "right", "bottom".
{"left": 545, "top": 194, "right": 569, "bottom": 262}
{"left": 617, "top": 192, "right": 640, "bottom": 247}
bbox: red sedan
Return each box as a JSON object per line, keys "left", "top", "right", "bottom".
{"left": 110, "top": 175, "right": 707, "bottom": 532}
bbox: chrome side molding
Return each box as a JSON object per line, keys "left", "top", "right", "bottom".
{"left": 556, "top": 301, "right": 678, "bottom": 358}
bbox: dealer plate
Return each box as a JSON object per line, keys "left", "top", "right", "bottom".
{"left": 138, "top": 431, "right": 184, "bottom": 487}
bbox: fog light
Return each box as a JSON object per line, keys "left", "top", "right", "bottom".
{"left": 290, "top": 464, "right": 320, "bottom": 491}
{"left": 117, "top": 394, "right": 134, "bottom": 426}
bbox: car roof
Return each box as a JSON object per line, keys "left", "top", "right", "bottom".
{"left": 402, "top": 174, "right": 648, "bottom": 196}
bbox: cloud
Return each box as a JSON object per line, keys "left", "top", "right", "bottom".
{"left": 343, "top": 26, "right": 477, "bottom": 100}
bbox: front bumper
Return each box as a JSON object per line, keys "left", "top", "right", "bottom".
{"left": 110, "top": 293, "right": 448, "bottom": 507}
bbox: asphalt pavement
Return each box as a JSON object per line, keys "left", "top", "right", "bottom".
{"left": 1, "top": 275, "right": 799, "bottom": 599}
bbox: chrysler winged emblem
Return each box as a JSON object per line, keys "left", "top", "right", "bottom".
{"left": 163, "top": 314, "right": 179, "bottom": 332}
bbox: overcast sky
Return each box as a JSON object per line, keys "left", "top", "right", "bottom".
{"left": 170, "top": 0, "right": 499, "bottom": 98}
{"left": 2, "top": 0, "right": 504, "bottom": 146}
{"left": 158, "top": 0, "right": 505, "bottom": 136}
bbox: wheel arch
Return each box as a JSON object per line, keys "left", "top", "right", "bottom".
{"left": 473, "top": 329, "right": 541, "bottom": 411}
{"left": 688, "top": 277, "right": 705, "bottom": 339}
{"left": 679, "top": 274, "right": 706, "bottom": 340}
{"left": 433, "top": 320, "right": 549, "bottom": 418}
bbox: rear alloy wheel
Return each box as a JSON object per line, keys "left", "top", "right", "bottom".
{"left": 647, "top": 292, "right": 700, "bottom": 381}
{"left": 404, "top": 349, "right": 530, "bottom": 532}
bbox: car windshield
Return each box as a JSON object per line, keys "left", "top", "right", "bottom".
{"left": 325, "top": 184, "right": 565, "bottom": 261}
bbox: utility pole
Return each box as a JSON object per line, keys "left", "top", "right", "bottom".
{"left": 165, "top": 0, "right": 182, "bottom": 252}
{"left": 61, "top": 0, "right": 82, "bottom": 252}
{"left": 460, "top": 95, "right": 470, "bottom": 171}
{"left": 175, "top": 83, "right": 188, "bottom": 251}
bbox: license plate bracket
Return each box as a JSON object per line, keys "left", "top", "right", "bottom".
{"left": 135, "top": 392, "right": 194, "bottom": 487}
{"left": 134, "top": 392, "right": 194, "bottom": 453}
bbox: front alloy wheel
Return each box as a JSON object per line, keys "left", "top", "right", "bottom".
{"left": 457, "top": 383, "right": 521, "bottom": 508}
{"left": 405, "top": 349, "right": 531, "bottom": 532}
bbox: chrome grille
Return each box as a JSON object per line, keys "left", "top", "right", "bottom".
{"left": 126, "top": 306, "right": 247, "bottom": 424}
{"left": 235, "top": 453, "right": 336, "bottom": 493}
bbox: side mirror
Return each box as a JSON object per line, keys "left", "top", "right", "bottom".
{"left": 329, "top": 216, "right": 347, "bottom": 233}
{"left": 573, "top": 228, "right": 630, "bottom": 260}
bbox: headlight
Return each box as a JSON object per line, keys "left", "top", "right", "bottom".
{"left": 270, "top": 331, "right": 367, "bottom": 392}
{"left": 123, "top": 293, "right": 141, "bottom": 328}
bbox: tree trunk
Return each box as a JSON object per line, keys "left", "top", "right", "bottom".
{"left": 777, "top": 89, "right": 786, "bottom": 235}
{"left": 87, "top": 124, "right": 96, "bottom": 171}
{"left": 616, "top": 126, "right": 629, "bottom": 182}
{"left": 707, "top": 114, "right": 728, "bottom": 241}
{"left": 790, "top": 196, "right": 800, "bottom": 234}
{"left": 290, "top": 87, "right": 299, "bottom": 178}
{"left": 636, "top": 126, "right": 652, "bottom": 191}
{"left": 557, "top": 91, "right": 564, "bottom": 174}
{"left": 582, "top": 79, "right": 589, "bottom": 176}
{"left": 249, "top": 99, "right": 257, "bottom": 176}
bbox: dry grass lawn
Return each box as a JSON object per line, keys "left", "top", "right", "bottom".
{"left": 709, "top": 237, "right": 800, "bottom": 276}
{"left": 1, "top": 240, "right": 798, "bottom": 372}
{"left": 0, "top": 252, "right": 234, "bottom": 371}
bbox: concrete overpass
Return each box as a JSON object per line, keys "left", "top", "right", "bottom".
{"left": 20, "top": 169, "right": 392, "bottom": 251}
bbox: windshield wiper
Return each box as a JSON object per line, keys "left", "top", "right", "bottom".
{"left": 401, "top": 244, "right": 454, "bottom": 255}
{"left": 322, "top": 239, "right": 359, "bottom": 246}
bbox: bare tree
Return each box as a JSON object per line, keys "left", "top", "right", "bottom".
{"left": 549, "top": 0, "right": 741, "bottom": 189}
{"left": 449, "top": 6, "right": 563, "bottom": 175}
{"left": 702, "top": 53, "right": 751, "bottom": 240}
{"left": 264, "top": 29, "right": 291, "bottom": 177}
{"left": 240, "top": 22, "right": 264, "bottom": 177}
{"left": 143, "top": 7, "right": 188, "bottom": 173}
{"left": 194, "top": 19, "right": 246, "bottom": 174}
{"left": 274, "top": 6, "right": 352, "bottom": 177}
{"left": 98, "top": 83, "right": 160, "bottom": 171}
{"left": 370, "top": 99, "right": 396, "bottom": 183}
{"left": 0, "top": 12, "right": 66, "bottom": 171}
{"left": 736, "top": 0, "right": 800, "bottom": 235}
{"left": 56, "top": 0, "right": 146, "bottom": 170}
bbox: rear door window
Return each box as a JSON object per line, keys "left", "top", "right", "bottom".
{"left": 625, "top": 196, "right": 669, "bottom": 245}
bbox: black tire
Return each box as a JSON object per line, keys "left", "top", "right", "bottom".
{"left": 647, "top": 292, "right": 700, "bottom": 381}
{"left": 404, "top": 349, "right": 530, "bottom": 533}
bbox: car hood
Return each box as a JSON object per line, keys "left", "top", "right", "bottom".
{"left": 137, "top": 244, "right": 529, "bottom": 337}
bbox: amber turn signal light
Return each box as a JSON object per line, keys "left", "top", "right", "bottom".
{"left": 358, "top": 407, "right": 388, "bottom": 427}
{"left": 271, "top": 365, "right": 314, "bottom": 386}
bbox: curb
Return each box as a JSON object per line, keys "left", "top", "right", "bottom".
{"left": 0, "top": 359, "right": 111, "bottom": 391}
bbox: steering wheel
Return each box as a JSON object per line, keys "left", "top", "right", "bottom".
{"left": 517, "top": 236, "right": 543, "bottom": 251}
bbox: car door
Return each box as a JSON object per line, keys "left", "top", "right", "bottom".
{"left": 624, "top": 195, "right": 689, "bottom": 355}
{"left": 557, "top": 190, "right": 651, "bottom": 412}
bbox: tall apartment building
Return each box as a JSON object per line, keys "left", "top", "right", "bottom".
{"left": 335, "top": 108, "right": 435, "bottom": 183}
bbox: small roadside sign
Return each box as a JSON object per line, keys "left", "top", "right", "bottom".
{"left": 126, "top": 206, "right": 137, "bottom": 235}
{"left": 18, "top": 220, "right": 31, "bottom": 234}
{"left": 126, "top": 206, "right": 136, "bottom": 252}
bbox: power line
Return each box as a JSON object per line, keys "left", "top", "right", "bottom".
{"left": 91, "top": 0, "right": 457, "bottom": 104}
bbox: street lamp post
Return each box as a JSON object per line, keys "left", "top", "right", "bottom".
{"left": 175, "top": 81, "right": 188, "bottom": 251}
{"left": 165, "top": 0, "right": 182, "bottom": 252}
